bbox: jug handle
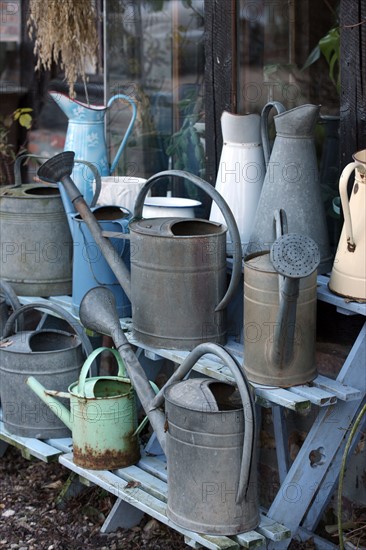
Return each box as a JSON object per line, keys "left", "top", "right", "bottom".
{"left": 2, "top": 302, "right": 95, "bottom": 373}
{"left": 13, "top": 153, "right": 101, "bottom": 208}
{"left": 133, "top": 169, "right": 242, "bottom": 311}
{"left": 261, "top": 101, "right": 286, "bottom": 167}
{"left": 107, "top": 94, "right": 137, "bottom": 175}
{"left": 109, "top": 207, "right": 132, "bottom": 255}
{"left": 339, "top": 161, "right": 361, "bottom": 251}
{"left": 77, "top": 346, "right": 127, "bottom": 395}
{"left": 150, "top": 342, "right": 256, "bottom": 503}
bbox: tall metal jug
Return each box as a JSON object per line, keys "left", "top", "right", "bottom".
{"left": 329, "top": 149, "right": 366, "bottom": 301}
{"left": 248, "top": 103, "right": 332, "bottom": 274}
{"left": 49, "top": 91, "right": 137, "bottom": 205}
{"left": 209, "top": 110, "right": 276, "bottom": 257}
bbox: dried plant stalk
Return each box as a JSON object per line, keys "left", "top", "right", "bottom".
{"left": 28, "top": 0, "right": 98, "bottom": 99}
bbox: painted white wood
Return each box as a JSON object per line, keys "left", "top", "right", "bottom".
{"left": 287, "top": 385, "right": 337, "bottom": 406}
{"left": 266, "top": 324, "right": 366, "bottom": 550}
{"left": 312, "top": 375, "right": 361, "bottom": 401}
{"left": 0, "top": 418, "right": 62, "bottom": 462}
{"left": 271, "top": 406, "right": 290, "bottom": 484}
{"left": 101, "top": 497, "right": 144, "bottom": 532}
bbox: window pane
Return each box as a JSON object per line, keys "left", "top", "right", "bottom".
{"left": 106, "top": 0, "right": 205, "bottom": 201}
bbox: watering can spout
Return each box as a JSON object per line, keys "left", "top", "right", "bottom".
{"left": 79, "top": 287, "right": 167, "bottom": 452}
{"left": 26, "top": 376, "right": 72, "bottom": 430}
{"left": 269, "top": 225, "right": 320, "bottom": 369}
{"left": 37, "top": 152, "right": 132, "bottom": 301}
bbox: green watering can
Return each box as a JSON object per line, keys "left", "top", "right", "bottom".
{"left": 27, "top": 347, "right": 149, "bottom": 470}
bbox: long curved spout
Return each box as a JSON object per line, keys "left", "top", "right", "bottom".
{"left": 37, "top": 152, "right": 132, "bottom": 301}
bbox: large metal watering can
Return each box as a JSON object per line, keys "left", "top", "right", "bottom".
{"left": 248, "top": 102, "right": 332, "bottom": 274}
{"left": 27, "top": 347, "right": 145, "bottom": 470}
{"left": 78, "top": 286, "right": 259, "bottom": 535}
{"left": 49, "top": 91, "right": 137, "bottom": 205}
{"left": 0, "top": 302, "right": 93, "bottom": 438}
{"left": 244, "top": 210, "right": 320, "bottom": 387}
{"left": 329, "top": 149, "right": 366, "bottom": 301}
{"left": 37, "top": 151, "right": 242, "bottom": 350}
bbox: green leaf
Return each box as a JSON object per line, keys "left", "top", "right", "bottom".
{"left": 18, "top": 113, "right": 32, "bottom": 129}
{"left": 302, "top": 45, "right": 321, "bottom": 71}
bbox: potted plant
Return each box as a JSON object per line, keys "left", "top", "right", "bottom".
{"left": 0, "top": 107, "right": 33, "bottom": 185}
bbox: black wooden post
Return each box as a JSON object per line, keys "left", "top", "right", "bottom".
{"left": 340, "top": 0, "right": 366, "bottom": 170}
{"left": 204, "top": 0, "right": 238, "bottom": 186}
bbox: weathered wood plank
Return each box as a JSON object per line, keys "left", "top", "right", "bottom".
{"left": 0, "top": 419, "right": 62, "bottom": 462}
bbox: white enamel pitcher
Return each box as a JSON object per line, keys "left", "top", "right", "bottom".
{"left": 329, "top": 149, "right": 366, "bottom": 301}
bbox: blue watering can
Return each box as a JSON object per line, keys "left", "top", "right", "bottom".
{"left": 49, "top": 91, "right": 137, "bottom": 205}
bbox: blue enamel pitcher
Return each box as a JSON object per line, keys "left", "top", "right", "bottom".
{"left": 49, "top": 92, "right": 137, "bottom": 205}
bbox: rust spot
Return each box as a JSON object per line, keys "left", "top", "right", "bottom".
{"left": 125, "top": 480, "right": 141, "bottom": 489}
{"left": 73, "top": 442, "right": 140, "bottom": 470}
{"left": 164, "top": 419, "right": 169, "bottom": 432}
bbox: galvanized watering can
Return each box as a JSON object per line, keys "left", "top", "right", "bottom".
{"left": 248, "top": 102, "right": 332, "bottom": 274}
{"left": 79, "top": 286, "right": 259, "bottom": 535}
{"left": 243, "top": 210, "right": 320, "bottom": 387}
{"left": 0, "top": 302, "right": 93, "bottom": 438}
{"left": 0, "top": 154, "right": 73, "bottom": 296}
{"left": 49, "top": 91, "right": 137, "bottom": 206}
{"left": 329, "top": 149, "right": 366, "bottom": 301}
{"left": 27, "top": 347, "right": 145, "bottom": 470}
{"left": 37, "top": 151, "right": 242, "bottom": 350}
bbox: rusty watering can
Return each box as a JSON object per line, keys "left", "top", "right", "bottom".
{"left": 0, "top": 302, "right": 93, "bottom": 438}
{"left": 243, "top": 209, "right": 320, "bottom": 387}
{"left": 26, "top": 347, "right": 149, "bottom": 470}
{"left": 329, "top": 149, "right": 366, "bottom": 301}
{"left": 37, "top": 151, "right": 242, "bottom": 350}
{"left": 78, "top": 286, "right": 259, "bottom": 535}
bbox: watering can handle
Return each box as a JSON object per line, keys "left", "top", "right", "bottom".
{"left": 14, "top": 153, "right": 50, "bottom": 188}
{"left": 339, "top": 161, "right": 361, "bottom": 251}
{"left": 107, "top": 94, "right": 137, "bottom": 175}
{"left": 261, "top": 101, "right": 286, "bottom": 167}
{"left": 0, "top": 280, "right": 24, "bottom": 332}
{"left": 77, "top": 346, "right": 127, "bottom": 396}
{"left": 74, "top": 159, "right": 101, "bottom": 208}
{"left": 150, "top": 342, "right": 256, "bottom": 503}
{"left": 133, "top": 169, "right": 242, "bottom": 312}
{"left": 13, "top": 153, "right": 101, "bottom": 208}
{"left": 2, "top": 302, "right": 94, "bottom": 367}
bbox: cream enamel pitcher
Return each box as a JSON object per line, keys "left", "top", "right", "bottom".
{"left": 329, "top": 149, "right": 366, "bottom": 301}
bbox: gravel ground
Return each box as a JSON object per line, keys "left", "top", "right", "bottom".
{"left": 0, "top": 446, "right": 189, "bottom": 549}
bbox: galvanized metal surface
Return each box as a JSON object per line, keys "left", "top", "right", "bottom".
{"left": 248, "top": 103, "right": 332, "bottom": 275}
{"left": 243, "top": 250, "right": 318, "bottom": 387}
{"left": 0, "top": 301, "right": 92, "bottom": 439}
{"left": 165, "top": 379, "right": 259, "bottom": 535}
{"left": 129, "top": 217, "right": 227, "bottom": 349}
{"left": 0, "top": 154, "right": 73, "bottom": 296}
